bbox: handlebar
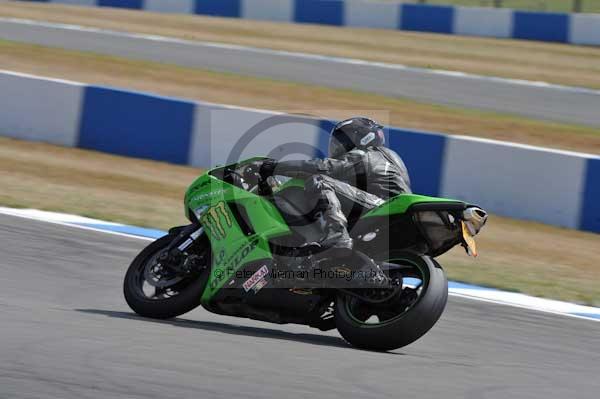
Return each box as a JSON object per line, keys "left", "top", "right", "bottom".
{"left": 245, "top": 164, "right": 274, "bottom": 196}
{"left": 224, "top": 161, "right": 275, "bottom": 196}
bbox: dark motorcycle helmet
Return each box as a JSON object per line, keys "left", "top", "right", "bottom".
{"left": 328, "top": 117, "right": 386, "bottom": 159}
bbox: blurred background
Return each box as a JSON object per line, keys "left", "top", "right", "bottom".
{"left": 2, "top": 0, "right": 598, "bottom": 304}
{"left": 0, "top": 1, "right": 599, "bottom": 397}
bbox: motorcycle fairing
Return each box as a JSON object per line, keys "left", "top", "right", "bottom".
{"left": 184, "top": 158, "right": 467, "bottom": 304}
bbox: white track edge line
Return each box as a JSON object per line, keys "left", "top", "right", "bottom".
{"left": 0, "top": 210, "right": 154, "bottom": 241}
{"left": 1, "top": 208, "right": 598, "bottom": 322}
{"left": 448, "top": 292, "right": 600, "bottom": 323}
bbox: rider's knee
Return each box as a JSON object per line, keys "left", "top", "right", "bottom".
{"left": 305, "top": 174, "right": 323, "bottom": 194}
{"left": 306, "top": 174, "right": 335, "bottom": 195}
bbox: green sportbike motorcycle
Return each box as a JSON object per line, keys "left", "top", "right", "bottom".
{"left": 124, "top": 157, "right": 487, "bottom": 351}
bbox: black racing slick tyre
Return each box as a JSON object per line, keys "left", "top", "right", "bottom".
{"left": 335, "top": 251, "right": 448, "bottom": 351}
{"left": 124, "top": 234, "right": 210, "bottom": 319}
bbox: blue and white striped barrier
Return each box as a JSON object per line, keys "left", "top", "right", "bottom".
{"left": 1, "top": 206, "right": 599, "bottom": 321}
{"left": 0, "top": 69, "right": 599, "bottom": 233}
{"left": 21, "top": 0, "right": 600, "bottom": 46}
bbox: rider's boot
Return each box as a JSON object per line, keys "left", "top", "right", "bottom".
{"left": 315, "top": 199, "right": 389, "bottom": 287}
{"left": 319, "top": 221, "right": 353, "bottom": 253}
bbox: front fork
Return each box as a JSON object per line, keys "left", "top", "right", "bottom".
{"left": 168, "top": 223, "right": 204, "bottom": 251}
{"left": 160, "top": 223, "right": 205, "bottom": 274}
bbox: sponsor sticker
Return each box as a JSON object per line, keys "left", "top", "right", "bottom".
{"left": 360, "top": 132, "right": 375, "bottom": 146}
{"left": 200, "top": 201, "right": 233, "bottom": 240}
{"left": 191, "top": 189, "right": 226, "bottom": 203}
{"left": 209, "top": 238, "right": 259, "bottom": 290}
{"left": 252, "top": 278, "right": 268, "bottom": 294}
{"left": 243, "top": 265, "right": 269, "bottom": 292}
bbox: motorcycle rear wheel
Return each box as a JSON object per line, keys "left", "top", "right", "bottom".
{"left": 335, "top": 251, "right": 448, "bottom": 351}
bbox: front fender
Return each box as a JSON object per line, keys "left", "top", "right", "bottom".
{"left": 168, "top": 225, "right": 191, "bottom": 236}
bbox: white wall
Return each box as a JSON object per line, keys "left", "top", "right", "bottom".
{"left": 144, "top": 0, "right": 195, "bottom": 14}
{"left": 241, "top": 0, "right": 294, "bottom": 22}
{"left": 440, "top": 136, "right": 587, "bottom": 229}
{"left": 189, "top": 103, "right": 322, "bottom": 168}
{"left": 0, "top": 71, "right": 83, "bottom": 147}
{"left": 345, "top": 1, "right": 399, "bottom": 30}
{"left": 50, "top": 0, "right": 97, "bottom": 6}
{"left": 454, "top": 6, "right": 513, "bottom": 38}
{"left": 570, "top": 14, "right": 600, "bottom": 46}
{"left": 1, "top": 69, "right": 596, "bottom": 232}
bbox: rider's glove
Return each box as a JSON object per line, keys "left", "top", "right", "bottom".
{"left": 259, "top": 159, "right": 278, "bottom": 179}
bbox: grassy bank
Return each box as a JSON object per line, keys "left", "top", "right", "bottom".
{"left": 1, "top": 136, "right": 599, "bottom": 306}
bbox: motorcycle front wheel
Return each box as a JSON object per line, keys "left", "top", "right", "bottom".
{"left": 124, "top": 233, "right": 210, "bottom": 319}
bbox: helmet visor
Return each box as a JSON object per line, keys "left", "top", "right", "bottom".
{"left": 328, "top": 130, "right": 354, "bottom": 158}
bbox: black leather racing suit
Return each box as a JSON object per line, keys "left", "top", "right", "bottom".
{"left": 273, "top": 146, "right": 412, "bottom": 228}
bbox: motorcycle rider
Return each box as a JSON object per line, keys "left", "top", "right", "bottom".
{"left": 259, "top": 117, "right": 412, "bottom": 253}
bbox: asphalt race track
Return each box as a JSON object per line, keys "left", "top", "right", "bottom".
{"left": 1, "top": 213, "right": 599, "bottom": 398}
{"left": 1, "top": 17, "right": 599, "bottom": 128}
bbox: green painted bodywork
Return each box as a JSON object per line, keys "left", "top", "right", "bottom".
{"left": 183, "top": 159, "right": 465, "bottom": 304}
{"left": 184, "top": 161, "right": 290, "bottom": 303}
{"left": 364, "top": 194, "right": 463, "bottom": 218}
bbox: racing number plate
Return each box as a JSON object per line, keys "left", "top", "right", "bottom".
{"left": 461, "top": 221, "right": 478, "bottom": 257}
